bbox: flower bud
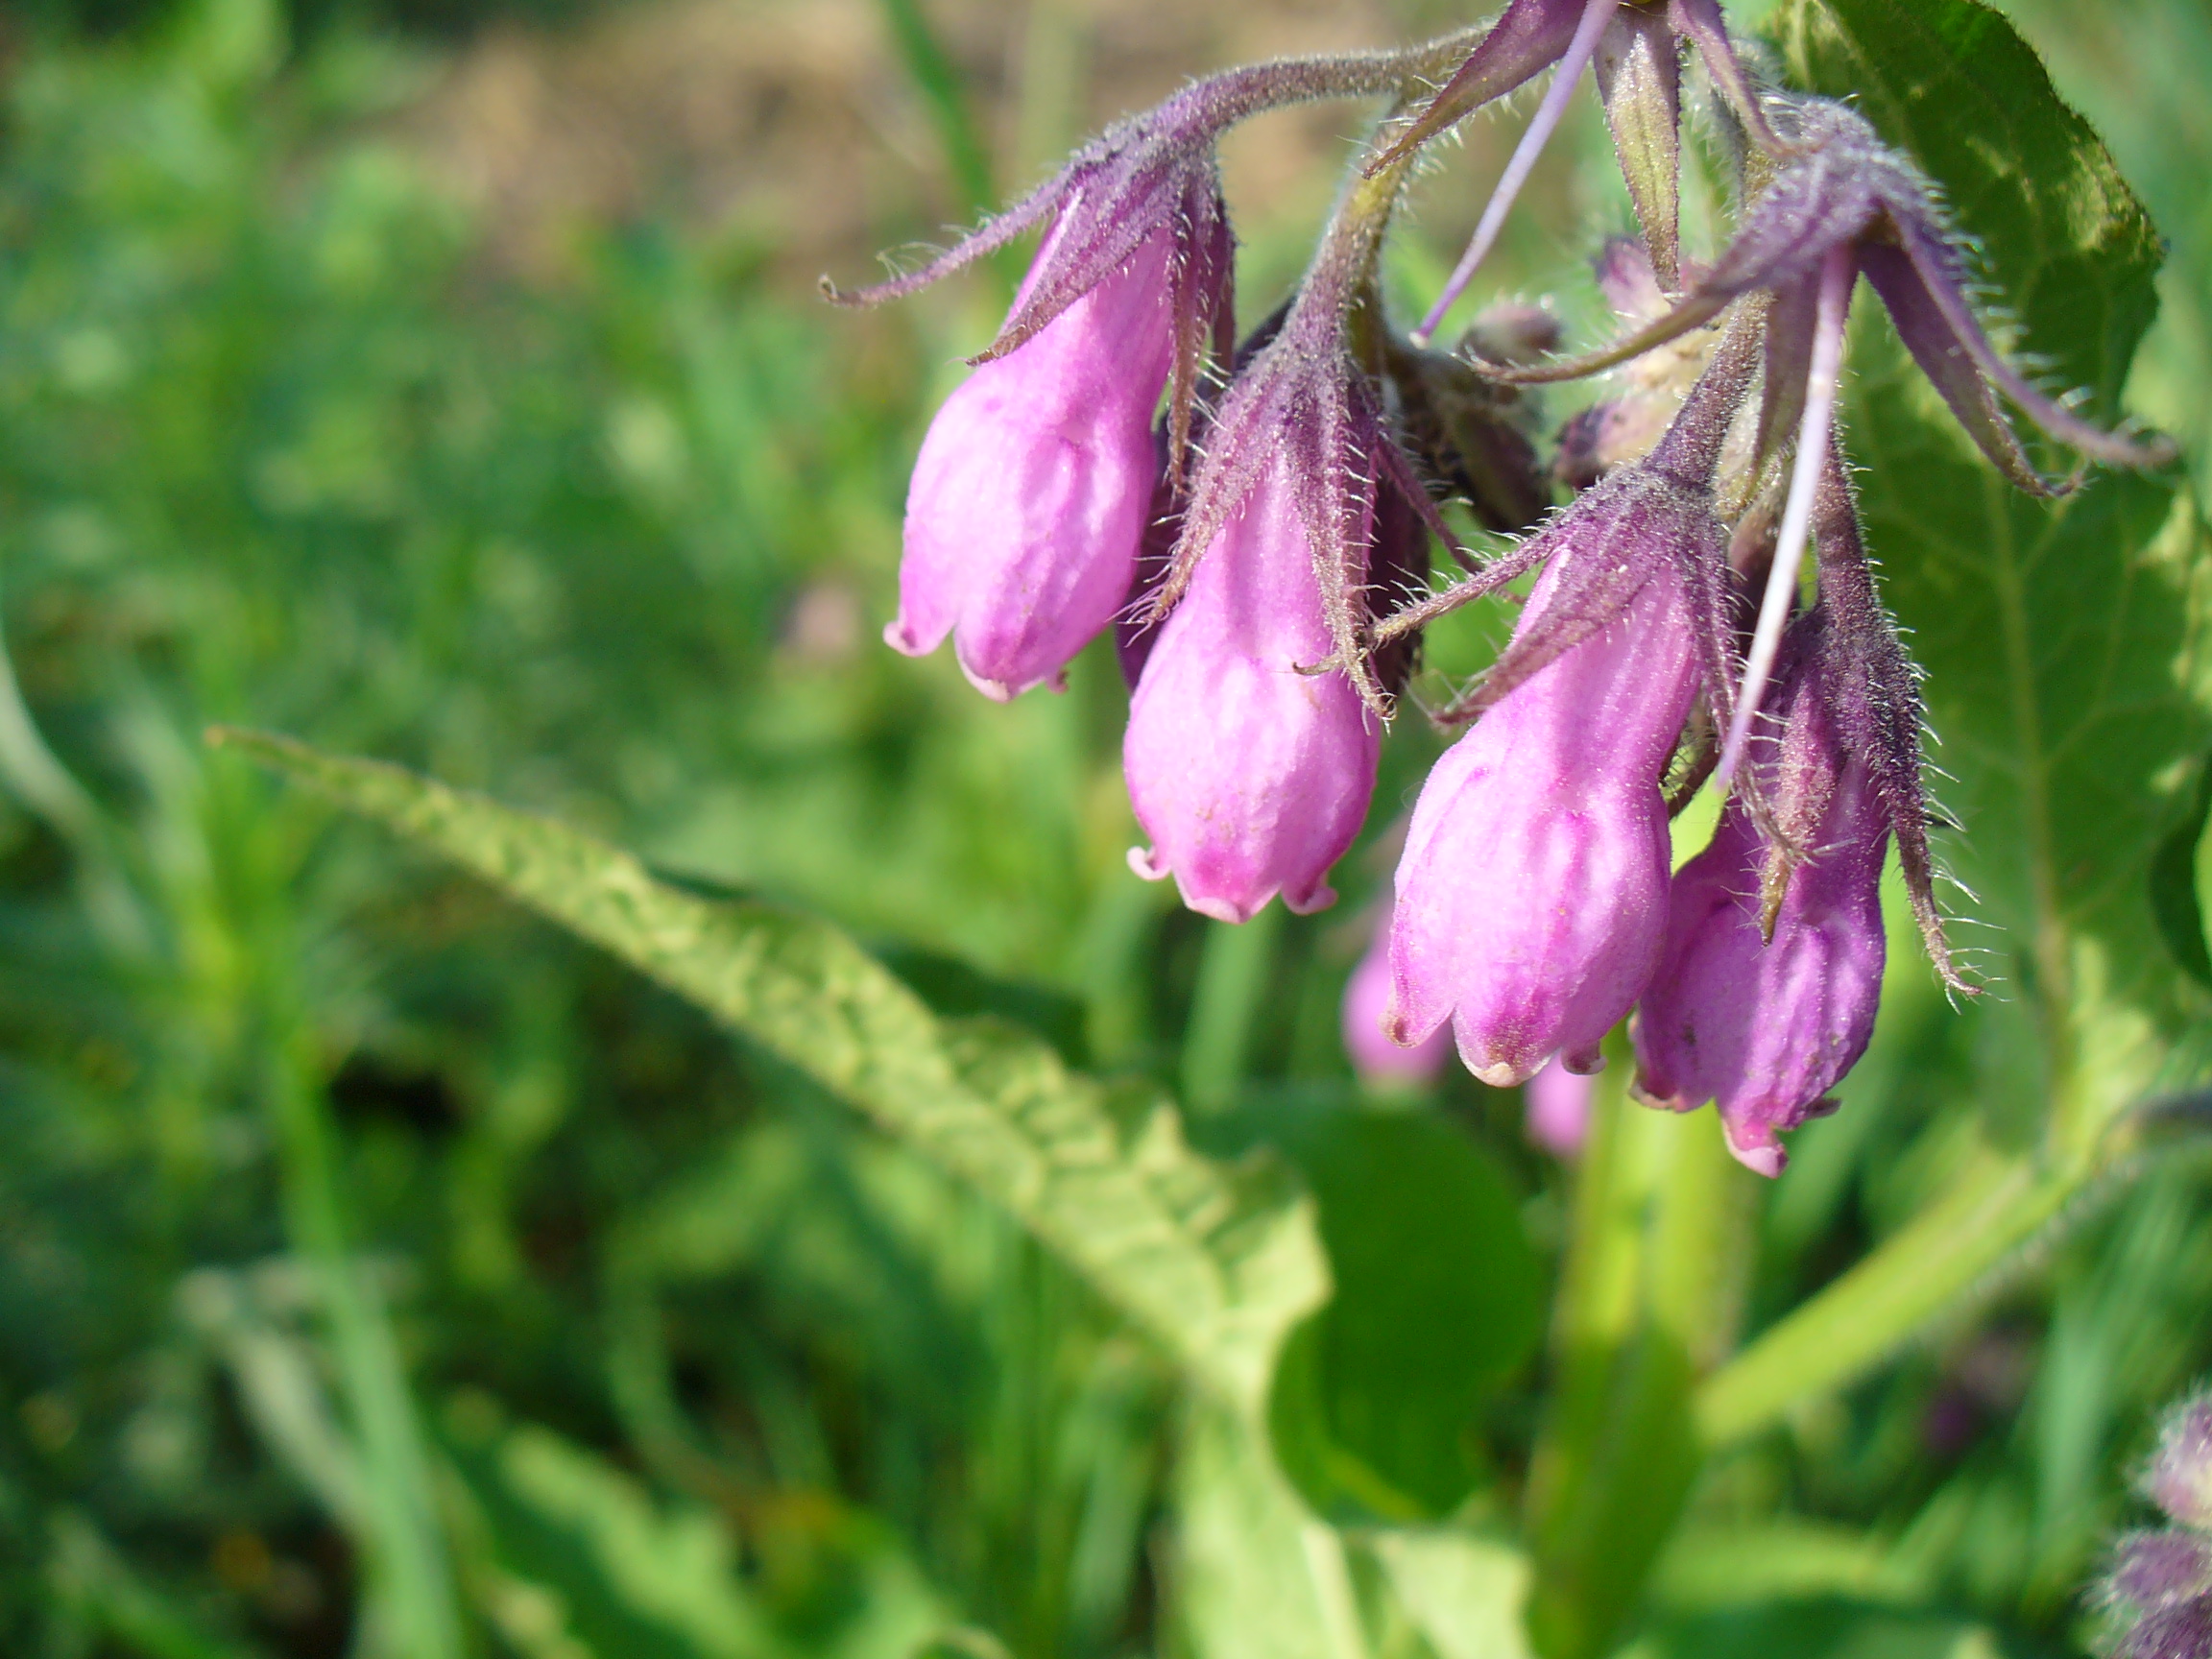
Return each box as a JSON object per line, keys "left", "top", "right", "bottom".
{"left": 1386, "top": 564, "right": 1698, "bottom": 1085}
{"left": 889, "top": 232, "right": 1179, "bottom": 699}
{"left": 1124, "top": 452, "right": 1381, "bottom": 922}
{"left": 2107, "top": 1532, "right": 2212, "bottom": 1612}
{"left": 2119, "top": 1595, "right": 2212, "bottom": 1659}
{"left": 1524, "top": 1058, "right": 1593, "bottom": 1155}
{"left": 2149, "top": 1395, "right": 2212, "bottom": 1532}
{"left": 1343, "top": 905, "right": 1453, "bottom": 1085}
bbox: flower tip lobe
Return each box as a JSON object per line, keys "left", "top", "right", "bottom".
{"left": 1725, "top": 1130, "right": 1787, "bottom": 1179}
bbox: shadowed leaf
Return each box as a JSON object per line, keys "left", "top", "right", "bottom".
{"left": 213, "top": 727, "right": 1328, "bottom": 1414}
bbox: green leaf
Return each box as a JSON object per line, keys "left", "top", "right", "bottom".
{"left": 1770, "top": 5, "right": 2200, "bottom": 1121}
{"left": 1702, "top": 0, "right": 2211, "bottom": 1444}
{"left": 1366, "top": 1529, "right": 1536, "bottom": 1659}
{"left": 449, "top": 1414, "right": 782, "bottom": 1659}
{"left": 1172, "top": 1404, "right": 1367, "bottom": 1659}
{"left": 1769, "top": 0, "right": 2161, "bottom": 411}
{"left": 1266, "top": 1106, "right": 1542, "bottom": 1521}
{"left": 2150, "top": 753, "right": 2212, "bottom": 989}
{"left": 212, "top": 728, "right": 1328, "bottom": 1413}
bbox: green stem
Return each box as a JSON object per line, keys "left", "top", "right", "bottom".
{"left": 266, "top": 1028, "right": 464, "bottom": 1659}
{"left": 1180, "top": 906, "right": 1284, "bottom": 1114}
{"left": 1695, "top": 1147, "right": 2074, "bottom": 1448}
{"left": 1523, "top": 1062, "right": 1754, "bottom": 1659}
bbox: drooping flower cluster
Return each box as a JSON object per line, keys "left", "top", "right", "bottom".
{"left": 2092, "top": 1395, "right": 2212, "bottom": 1659}
{"left": 830, "top": 3, "right": 2173, "bottom": 1173}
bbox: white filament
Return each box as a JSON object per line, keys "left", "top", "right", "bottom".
{"left": 1410, "top": 0, "right": 1623, "bottom": 349}
{"left": 1716, "top": 244, "right": 1856, "bottom": 786}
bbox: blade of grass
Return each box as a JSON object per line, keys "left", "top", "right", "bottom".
{"left": 878, "top": 0, "right": 998, "bottom": 217}
{"left": 263, "top": 1022, "right": 463, "bottom": 1659}
{"left": 1180, "top": 908, "right": 1285, "bottom": 1116}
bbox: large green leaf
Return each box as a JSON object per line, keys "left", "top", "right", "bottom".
{"left": 1700, "top": 0, "right": 2208, "bottom": 1445}
{"left": 1771, "top": 0, "right": 2200, "bottom": 1121}
{"left": 1265, "top": 1104, "right": 1542, "bottom": 1521}
{"left": 212, "top": 728, "right": 1327, "bottom": 1414}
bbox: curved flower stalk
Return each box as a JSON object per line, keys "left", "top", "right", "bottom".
{"left": 1480, "top": 97, "right": 2177, "bottom": 778}
{"left": 1368, "top": 0, "right": 1782, "bottom": 343}
{"left": 1382, "top": 324, "right": 1758, "bottom": 1084}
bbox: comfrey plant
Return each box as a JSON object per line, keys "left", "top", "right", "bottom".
{"left": 830, "top": 2, "right": 2174, "bottom": 1174}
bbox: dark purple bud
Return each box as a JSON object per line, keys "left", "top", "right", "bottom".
{"left": 888, "top": 229, "right": 1178, "bottom": 699}
{"left": 2106, "top": 1532, "right": 2212, "bottom": 1613}
{"left": 1463, "top": 303, "right": 1565, "bottom": 367}
{"left": 1633, "top": 621, "right": 1885, "bottom": 1177}
{"left": 2149, "top": 1395, "right": 2212, "bottom": 1531}
{"left": 1386, "top": 334, "right": 1551, "bottom": 535}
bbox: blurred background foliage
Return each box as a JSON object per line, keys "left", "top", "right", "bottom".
{"left": 0, "top": 0, "right": 2206, "bottom": 1655}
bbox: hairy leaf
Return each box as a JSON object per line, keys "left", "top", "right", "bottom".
{"left": 214, "top": 728, "right": 1327, "bottom": 1413}
{"left": 1698, "top": 0, "right": 2207, "bottom": 1444}
{"left": 1773, "top": 0, "right": 2201, "bottom": 1135}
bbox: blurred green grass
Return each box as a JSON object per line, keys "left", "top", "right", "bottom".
{"left": 0, "top": 0, "right": 2208, "bottom": 1655}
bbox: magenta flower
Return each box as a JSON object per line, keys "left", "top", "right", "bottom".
{"left": 830, "top": 60, "right": 1251, "bottom": 699}
{"left": 1123, "top": 447, "right": 1383, "bottom": 922}
{"left": 1386, "top": 559, "right": 1696, "bottom": 1083}
{"left": 1632, "top": 439, "right": 1967, "bottom": 1173}
{"left": 1382, "top": 325, "right": 1758, "bottom": 1084}
{"left": 1631, "top": 685, "right": 1883, "bottom": 1177}
{"left": 888, "top": 230, "right": 1184, "bottom": 699}
{"left": 1122, "top": 208, "right": 1454, "bottom": 923}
